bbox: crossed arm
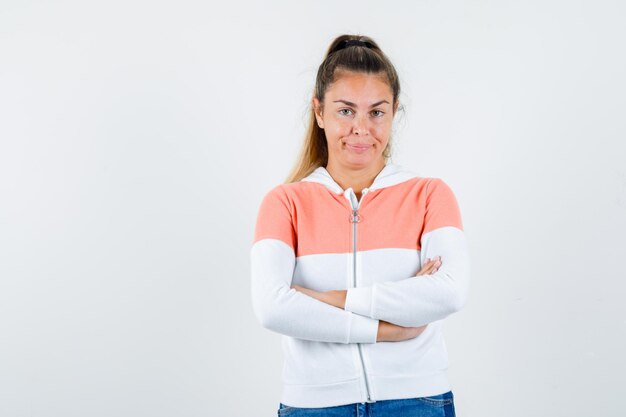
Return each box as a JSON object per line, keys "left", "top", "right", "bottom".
{"left": 291, "top": 256, "right": 442, "bottom": 310}
{"left": 288, "top": 256, "right": 444, "bottom": 342}
{"left": 250, "top": 237, "right": 444, "bottom": 344}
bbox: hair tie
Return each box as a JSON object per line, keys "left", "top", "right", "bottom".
{"left": 334, "top": 39, "right": 374, "bottom": 53}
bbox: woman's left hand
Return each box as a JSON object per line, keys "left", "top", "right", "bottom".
{"left": 290, "top": 285, "right": 347, "bottom": 309}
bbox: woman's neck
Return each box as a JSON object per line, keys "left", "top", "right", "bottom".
{"left": 325, "top": 159, "right": 386, "bottom": 194}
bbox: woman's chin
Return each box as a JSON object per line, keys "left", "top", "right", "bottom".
{"left": 341, "top": 152, "right": 382, "bottom": 168}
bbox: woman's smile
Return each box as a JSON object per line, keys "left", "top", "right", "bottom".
{"left": 343, "top": 141, "right": 373, "bottom": 154}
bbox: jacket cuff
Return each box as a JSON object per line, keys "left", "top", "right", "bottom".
{"left": 348, "top": 313, "right": 379, "bottom": 344}
{"left": 345, "top": 286, "right": 374, "bottom": 317}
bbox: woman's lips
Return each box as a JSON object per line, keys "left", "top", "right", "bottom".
{"left": 344, "top": 142, "right": 372, "bottom": 153}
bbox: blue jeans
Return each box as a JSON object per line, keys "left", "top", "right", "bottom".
{"left": 277, "top": 391, "right": 456, "bottom": 416}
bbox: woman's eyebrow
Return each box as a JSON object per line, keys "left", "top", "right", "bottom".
{"left": 332, "top": 99, "right": 390, "bottom": 107}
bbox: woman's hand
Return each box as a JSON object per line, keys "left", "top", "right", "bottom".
{"left": 416, "top": 256, "right": 442, "bottom": 276}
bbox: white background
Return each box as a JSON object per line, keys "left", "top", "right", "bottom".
{"left": 1, "top": 1, "right": 625, "bottom": 416}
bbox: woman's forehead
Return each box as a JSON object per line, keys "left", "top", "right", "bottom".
{"left": 326, "top": 74, "right": 393, "bottom": 104}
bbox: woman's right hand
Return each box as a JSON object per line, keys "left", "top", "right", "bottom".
{"left": 376, "top": 257, "right": 443, "bottom": 342}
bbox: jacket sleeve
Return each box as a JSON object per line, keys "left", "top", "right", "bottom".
{"left": 250, "top": 185, "right": 380, "bottom": 344}
{"left": 343, "top": 178, "right": 471, "bottom": 328}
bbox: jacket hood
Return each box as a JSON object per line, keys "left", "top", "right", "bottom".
{"left": 300, "top": 162, "right": 419, "bottom": 194}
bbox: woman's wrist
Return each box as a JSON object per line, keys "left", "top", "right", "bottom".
{"left": 319, "top": 289, "right": 346, "bottom": 309}
{"left": 334, "top": 289, "right": 347, "bottom": 309}
{"left": 291, "top": 286, "right": 347, "bottom": 310}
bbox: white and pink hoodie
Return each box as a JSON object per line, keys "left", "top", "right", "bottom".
{"left": 250, "top": 162, "right": 471, "bottom": 408}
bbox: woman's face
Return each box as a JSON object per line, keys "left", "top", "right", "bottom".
{"left": 313, "top": 71, "right": 397, "bottom": 170}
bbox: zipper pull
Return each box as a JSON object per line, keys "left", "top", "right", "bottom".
{"left": 351, "top": 209, "right": 361, "bottom": 223}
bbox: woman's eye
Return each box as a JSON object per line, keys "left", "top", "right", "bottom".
{"left": 339, "top": 108, "right": 353, "bottom": 116}
{"left": 372, "top": 110, "right": 385, "bottom": 117}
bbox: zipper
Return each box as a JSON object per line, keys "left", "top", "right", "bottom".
{"left": 346, "top": 187, "right": 373, "bottom": 402}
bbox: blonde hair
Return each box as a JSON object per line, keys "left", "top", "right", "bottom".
{"left": 285, "top": 34, "right": 403, "bottom": 183}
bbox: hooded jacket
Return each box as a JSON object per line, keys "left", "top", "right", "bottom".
{"left": 250, "top": 162, "right": 470, "bottom": 408}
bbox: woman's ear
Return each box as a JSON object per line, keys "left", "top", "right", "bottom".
{"left": 312, "top": 97, "right": 324, "bottom": 129}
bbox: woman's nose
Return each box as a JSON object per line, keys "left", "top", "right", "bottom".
{"left": 352, "top": 114, "right": 369, "bottom": 135}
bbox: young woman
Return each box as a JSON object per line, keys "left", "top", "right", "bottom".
{"left": 251, "top": 34, "right": 470, "bottom": 417}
